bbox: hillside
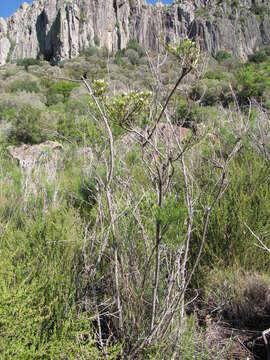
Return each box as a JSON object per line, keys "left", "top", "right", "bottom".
{"left": 0, "top": 2, "right": 270, "bottom": 359}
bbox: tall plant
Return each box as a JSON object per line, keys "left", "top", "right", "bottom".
{"left": 79, "top": 39, "right": 250, "bottom": 358}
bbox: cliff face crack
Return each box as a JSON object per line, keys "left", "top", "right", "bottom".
{"left": 35, "top": 8, "right": 62, "bottom": 64}
{"left": 36, "top": 10, "right": 49, "bottom": 60}
{"left": 113, "top": 0, "right": 121, "bottom": 51}
{"left": 66, "top": 5, "right": 73, "bottom": 60}
{"left": 113, "top": 0, "right": 118, "bottom": 18}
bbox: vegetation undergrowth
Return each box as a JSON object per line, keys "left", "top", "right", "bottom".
{"left": 0, "top": 41, "right": 269, "bottom": 359}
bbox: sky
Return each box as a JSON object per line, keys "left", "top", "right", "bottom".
{"left": 0, "top": 0, "right": 173, "bottom": 19}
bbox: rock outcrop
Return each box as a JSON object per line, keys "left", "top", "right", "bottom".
{"left": 8, "top": 141, "right": 63, "bottom": 168}
{"left": 0, "top": 0, "right": 269, "bottom": 65}
{"left": 0, "top": 17, "right": 10, "bottom": 65}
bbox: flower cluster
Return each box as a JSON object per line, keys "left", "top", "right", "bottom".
{"left": 92, "top": 79, "right": 108, "bottom": 97}
{"left": 108, "top": 90, "right": 152, "bottom": 125}
{"left": 168, "top": 38, "right": 200, "bottom": 69}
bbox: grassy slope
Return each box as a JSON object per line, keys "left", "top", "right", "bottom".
{"left": 0, "top": 44, "right": 270, "bottom": 358}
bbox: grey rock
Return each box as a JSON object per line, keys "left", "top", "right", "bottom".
{"left": 0, "top": 0, "right": 269, "bottom": 66}
{"left": 0, "top": 17, "right": 7, "bottom": 34}
{"left": 0, "top": 37, "right": 10, "bottom": 66}
{"left": 0, "top": 17, "right": 10, "bottom": 65}
{"left": 8, "top": 140, "right": 63, "bottom": 168}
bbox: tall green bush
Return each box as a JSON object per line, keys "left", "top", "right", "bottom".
{"left": 0, "top": 152, "right": 120, "bottom": 359}
{"left": 193, "top": 146, "right": 270, "bottom": 273}
{"left": 0, "top": 205, "right": 105, "bottom": 358}
{"left": 9, "top": 105, "right": 48, "bottom": 144}
{"left": 46, "top": 81, "right": 79, "bottom": 106}
{"left": 9, "top": 80, "right": 40, "bottom": 93}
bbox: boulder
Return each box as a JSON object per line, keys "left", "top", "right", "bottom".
{"left": 8, "top": 141, "right": 63, "bottom": 168}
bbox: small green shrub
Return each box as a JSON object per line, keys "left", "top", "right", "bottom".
{"left": 248, "top": 49, "right": 268, "bottom": 64}
{"left": 8, "top": 80, "right": 40, "bottom": 93}
{"left": 176, "top": 98, "right": 207, "bottom": 124}
{"left": 204, "top": 68, "right": 230, "bottom": 81}
{"left": 191, "top": 78, "right": 232, "bottom": 106}
{"left": 194, "top": 145, "right": 270, "bottom": 272}
{"left": 0, "top": 203, "right": 107, "bottom": 358}
{"left": 125, "top": 48, "right": 140, "bottom": 65}
{"left": 231, "top": 0, "right": 239, "bottom": 8}
{"left": 9, "top": 105, "right": 49, "bottom": 144}
{"left": 46, "top": 81, "right": 79, "bottom": 106}
{"left": 0, "top": 91, "right": 46, "bottom": 111}
{"left": 66, "top": 96, "right": 90, "bottom": 116}
{"left": 215, "top": 50, "right": 232, "bottom": 63}
{"left": 80, "top": 46, "right": 97, "bottom": 58}
{"left": 0, "top": 106, "right": 17, "bottom": 121}
{"left": 98, "top": 47, "right": 109, "bottom": 58}
{"left": 94, "top": 35, "right": 100, "bottom": 47}
{"left": 16, "top": 58, "right": 41, "bottom": 71}
{"left": 114, "top": 51, "right": 125, "bottom": 66}
{"left": 2, "top": 69, "right": 17, "bottom": 79}
{"left": 264, "top": 46, "right": 270, "bottom": 56}
{"left": 126, "top": 40, "right": 145, "bottom": 57}
{"left": 250, "top": 4, "right": 270, "bottom": 21}
{"left": 145, "top": 315, "right": 215, "bottom": 359}
{"left": 204, "top": 269, "right": 270, "bottom": 330}
{"left": 235, "top": 61, "right": 270, "bottom": 103}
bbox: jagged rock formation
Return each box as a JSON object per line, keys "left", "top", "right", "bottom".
{"left": 0, "top": 17, "right": 10, "bottom": 65}
{"left": 0, "top": 0, "right": 269, "bottom": 65}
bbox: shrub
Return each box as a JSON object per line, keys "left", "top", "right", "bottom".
{"left": 46, "top": 81, "right": 79, "bottom": 106}
{"left": 8, "top": 80, "right": 40, "bottom": 93}
{"left": 215, "top": 50, "right": 232, "bottom": 63}
{"left": 204, "top": 269, "right": 270, "bottom": 330}
{"left": 264, "top": 46, "right": 270, "bottom": 56}
{"left": 114, "top": 50, "right": 125, "bottom": 66}
{"left": 57, "top": 112, "right": 102, "bottom": 146}
{"left": 16, "top": 58, "right": 41, "bottom": 71}
{"left": 125, "top": 48, "right": 140, "bottom": 65}
{"left": 193, "top": 145, "right": 270, "bottom": 273}
{"left": 80, "top": 46, "right": 97, "bottom": 58}
{"left": 190, "top": 78, "right": 232, "bottom": 106}
{"left": 0, "top": 106, "right": 17, "bottom": 121}
{"left": 1, "top": 67, "right": 17, "bottom": 80}
{"left": 0, "top": 121, "right": 13, "bottom": 143}
{"left": 248, "top": 49, "right": 268, "bottom": 64}
{"left": 176, "top": 97, "right": 191, "bottom": 120}
{"left": 0, "top": 202, "right": 109, "bottom": 358}
{"left": 204, "top": 68, "right": 230, "bottom": 81}
{"left": 250, "top": 4, "right": 270, "bottom": 21}
{"left": 0, "top": 91, "right": 46, "bottom": 110}
{"left": 234, "top": 61, "right": 270, "bottom": 103}
{"left": 94, "top": 35, "right": 100, "bottom": 47}
{"left": 98, "top": 47, "right": 109, "bottom": 58}
{"left": 176, "top": 98, "right": 206, "bottom": 124}
{"left": 9, "top": 105, "right": 50, "bottom": 144}
{"left": 57, "top": 114, "right": 81, "bottom": 141}
{"left": 126, "top": 40, "right": 145, "bottom": 57}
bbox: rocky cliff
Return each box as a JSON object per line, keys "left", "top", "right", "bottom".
{"left": 0, "top": 0, "right": 269, "bottom": 66}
